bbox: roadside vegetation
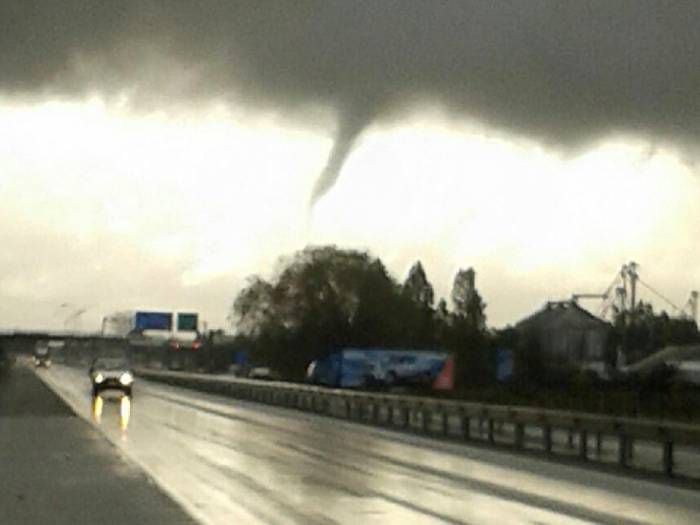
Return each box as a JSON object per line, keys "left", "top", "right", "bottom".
{"left": 229, "top": 245, "right": 488, "bottom": 383}
{"left": 0, "top": 345, "right": 12, "bottom": 379}
{"left": 225, "top": 245, "right": 700, "bottom": 422}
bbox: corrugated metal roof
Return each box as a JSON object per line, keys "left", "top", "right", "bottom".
{"left": 516, "top": 301, "right": 611, "bottom": 331}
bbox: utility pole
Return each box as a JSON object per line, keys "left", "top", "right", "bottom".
{"left": 615, "top": 286, "right": 627, "bottom": 314}
{"left": 690, "top": 291, "right": 699, "bottom": 325}
{"left": 627, "top": 262, "right": 639, "bottom": 314}
{"left": 620, "top": 264, "right": 629, "bottom": 312}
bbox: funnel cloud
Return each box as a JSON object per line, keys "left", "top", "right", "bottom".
{"left": 311, "top": 101, "right": 380, "bottom": 205}
{"left": 3, "top": 2, "right": 700, "bottom": 200}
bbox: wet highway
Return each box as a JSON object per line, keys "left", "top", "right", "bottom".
{"left": 0, "top": 362, "right": 194, "bottom": 524}
{"left": 39, "top": 364, "right": 700, "bottom": 524}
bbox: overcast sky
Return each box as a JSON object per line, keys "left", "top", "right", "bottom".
{"left": 2, "top": 2, "right": 700, "bottom": 331}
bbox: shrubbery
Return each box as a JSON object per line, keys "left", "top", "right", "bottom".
{"left": 230, "top": 245, "right": 489, "bottom": 382}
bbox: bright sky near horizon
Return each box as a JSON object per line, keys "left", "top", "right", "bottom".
{"left": 2, "top": 96, "right": 699, "bottom": 332}
{"left": 4, "top": 2, "right": 700, "bottom": 332}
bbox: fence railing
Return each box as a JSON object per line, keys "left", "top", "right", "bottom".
{"left": 136, "top": 368, "right": 700, "bottom": 480}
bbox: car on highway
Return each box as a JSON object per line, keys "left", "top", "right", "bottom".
{"left": 33, "top": 341, "right": 52, "bottom": 368}
{"left": 247, "top": 366, "right": 279, "bottom": 380}
{"left": 89, "top": 357, "right": 134, "bottom": 397}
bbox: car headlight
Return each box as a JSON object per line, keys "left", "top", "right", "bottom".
{"left": 119, "top": 372, "right": 133, "bottom": 386}
{"left": 94, "top": 373, "right": 104, "bottom": 383}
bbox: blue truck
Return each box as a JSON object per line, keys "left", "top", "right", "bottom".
{"left": 306, "top": 348, "right": 454, "bottom": 390}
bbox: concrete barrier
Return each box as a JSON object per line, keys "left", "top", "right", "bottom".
{"left": 136, "top": 368, "right": 700, "bottom": 480}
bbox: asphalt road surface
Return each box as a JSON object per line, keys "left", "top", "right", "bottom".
{"left": 34, "top": 363, "right": 700, "bottom": 524}
{"left": 0, "top": 361, "right": 194, "bottom": 525}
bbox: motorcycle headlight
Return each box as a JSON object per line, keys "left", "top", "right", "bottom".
{"left": 119, "top": 372, "right": 133, "bottom": 386}
{"left": 94, "top": 373, "right": 104, "bottom": 383}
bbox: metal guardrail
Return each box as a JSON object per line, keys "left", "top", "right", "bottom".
{"left": 136, "top": 368, "right": 700, "bottom": 479}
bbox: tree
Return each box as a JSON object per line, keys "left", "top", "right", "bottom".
{"left": 434, "top": 298, "right": 451, "bottom": 340}
{"left": 231, "top": 276, "right": 275, "bottom": 337}
{"left": 399, "top": 261, "right": 438, "bottom": 347}
{"left": 230, "top": 248, "right": 498, "bottom": 383}
{"left": 613, "top": 300, "right": 700, "bottom": 362}
{"left": 230, "top": 246, "right": 434, "bottom": 378}
{"left": 402, "top": 261, "right": 434, "bottom": 308}
{"left": 436, "top": 298, "right": 449, "bottom": 320}
{"left": 450, "top": 267, "right": 486, "bottom": 330}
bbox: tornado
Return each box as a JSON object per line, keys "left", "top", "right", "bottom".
{"left": 3, "top": 0, "right": 700, "bottom": 199}
{"left": 310, "top": 104, "right": 376, "bottom": 206}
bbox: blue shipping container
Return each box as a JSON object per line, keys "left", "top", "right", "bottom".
{"left": 307, "top": 348, "right": 454, "bottom": 390}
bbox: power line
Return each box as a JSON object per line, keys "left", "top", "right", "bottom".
{"left": 602, "top": 272, "right": 621, "bottom": 298}
{"left": 637, "top": 278, "right": 681, "bottom": 313}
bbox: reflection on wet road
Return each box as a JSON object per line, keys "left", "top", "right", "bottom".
{"left": 40, "top": 365, "right": 700, "bottom": 525}
{"left": 92, "top": 393, "right": 131, "bottom": 430}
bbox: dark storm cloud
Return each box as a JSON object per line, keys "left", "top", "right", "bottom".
{"left": 3, "top": 1, "right": 700, "bottom": 202}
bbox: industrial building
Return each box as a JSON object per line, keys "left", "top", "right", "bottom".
{"left": 515, "top": 300, "right": 612, "bottom": 366}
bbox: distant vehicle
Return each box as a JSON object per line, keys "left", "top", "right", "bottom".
{"left": 33, "top": 341, "right": 52, "bottom": 368}
{"left": 226, "top": 364, "right": 248, "bottom": 377}
{"left": 89, "top": 357, "right": 134, "bottom": 397}
{"left": 306, "top": 349, "right": 454, "bottom": 390}
{"left": 47, "top": 340, "right": 65, "bottom": 351}
{"left": 227, "top": 350, "right": 249, "bottom": 376}
{"left": 248, "top": 366, "right": 278, "bottom": 380}
{"left": 165, "top": 336, "right": 207, "bottom": 371}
